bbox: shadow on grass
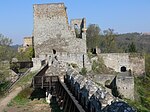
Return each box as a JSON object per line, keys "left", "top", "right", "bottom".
{"left": 29, "top": 88, "right": 63, "bottom": 111}
{"left": 29, "top": 88, "right": 46, "bottom": 100}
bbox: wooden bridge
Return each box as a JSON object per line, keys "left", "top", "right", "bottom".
{"left": 32, "top": 64, "right": 85, "bottom": 112}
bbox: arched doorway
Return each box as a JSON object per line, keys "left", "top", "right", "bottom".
{"left": 52, "top": 49, "right": 56, "bottom": 54}
{"left": 74, "top": 24, "right": 81, "bottom": 38}
{"left": 120, "top": 66, "right": 127, "bottom": 72}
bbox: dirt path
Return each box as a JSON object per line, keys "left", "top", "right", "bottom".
{"left": 0, "top": 87, "right": 22, "bottom": 112}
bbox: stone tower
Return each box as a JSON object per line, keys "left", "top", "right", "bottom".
{"left": 33, "top": 3, "right": 87, "bottom": 57}
{"left": 33, "top": 3, "right": 90, "bottom": 69}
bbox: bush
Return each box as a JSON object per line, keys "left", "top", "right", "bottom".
{"left": 92, "top": 57, "right": 115, "bottom": 74}
{"left": 0, "top": 81, "right": 11, "bottom": 93}
{"left": 70, "top": 63, "right": 78, "bottom": 68}
{"left": 80, "top": 67, "right": 87, "bottom": 76}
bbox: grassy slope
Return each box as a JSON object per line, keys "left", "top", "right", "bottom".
{"left": 7, "top": 71, "right": 37, "bottom": 105}
{"left": 126, "top": 76, "right": 150, "bottom": 112}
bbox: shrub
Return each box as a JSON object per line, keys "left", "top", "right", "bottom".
{"left": 80, "top": 67, "right": 87, "bottom": 76}
{"left": 70, "top": 63, "right": 78, "bottom": 68}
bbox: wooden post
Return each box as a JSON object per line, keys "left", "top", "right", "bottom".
{"left": 64, "top": 96, "right": 70, "bottom": 112}
{"left": 33, "top": 77, "right": 35, "bottom": 88}
{"left": 68, "top": 100, "right": 73, "bottom": 112}
{"left": 42, "top": 76, "right": 43, "bottom": 89}
{"left": 72, "top": 104, "right": 76, "bottom": 112}
{"left": 83, "top": 54, "right": 85, "bottom": 68}
{"left": 62, "top": 92, "right": 67, "bottom": 108}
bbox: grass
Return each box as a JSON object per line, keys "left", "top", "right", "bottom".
{"left": 6, "top": 87, "right": 50, "bottom": 112}
{"left": 80, "top": 67, "right": 87, "bottom": 76}
{"left": 8, "top": 87, "right": 47, "bottom": 107}
{"left": 125, "top": 99, "right": 149, "bottom": 112}
{"left": 14, "top": 71, "right": 37, "bottom": 88}
{"left": 0, "top": 70, "right": 37, "bottom": 100}
{"left": 7, "top": 69, "right": 44, "bottom": 107}
{"left": 8, "top": 87, "right": 32, "bottom": 106}
{"left": 18, "top": 68, "right": 28, "bottom": 73}
{"left": 92, "top": 57, "right": 116, "bottom": 74}
{"left": 7, "top": 70, "right": 37, "bottom": 106}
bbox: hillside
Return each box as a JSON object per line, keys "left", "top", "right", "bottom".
{"left": 116, "top": 32, "right": 150, "bottom": 53}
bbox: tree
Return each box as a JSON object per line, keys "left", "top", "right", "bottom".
{"left": 86, "top": 24, "right": 101, "bottom": 49}
{"left": 0, "top": 34, "right": 12, "bottom": 46}
{"left": 145, "top": 54, "right": 150, "bottom": 75}
{"left": 0, "top": 34, "right": 15, "bottom": 61}
{"left": 101, "top": 28, "right": 117, "bottom": 53}
{"left": 25, "top": 47, "right": 35, "bottom": 60}
{"left": 17, "top": 46, "right": 34, "bottom": 61}
{"left": 0, "top": 46, "right": 16, "bottom": 61}
{"left": 128, "top": 42, "right": 137, "bottom": 53}
{"left": 0, "top": 34, "right": 14, "bottom": 84}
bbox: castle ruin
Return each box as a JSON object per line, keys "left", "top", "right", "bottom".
{"left": 33, "top": 3, "right": 91, "bottom": 70}
{"left": 31, "top": 3, "right": 145, "bottom": 101}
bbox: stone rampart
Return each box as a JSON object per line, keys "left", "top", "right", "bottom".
{"left": 116, "top": 76, "right": 134, "bottom": 100}
{"left": 93, "top": 74, "right": 134, "bottom": 100}
{"left": 98, "top": 53, "right": 145, "bottom": 76}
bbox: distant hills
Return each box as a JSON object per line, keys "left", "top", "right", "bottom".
{"left": 11, "top": 44, "right": 21, "bottom": 51}
{"left": 116, "top": 32, "right": 150, "bottom": 53}
{"left": 10, "top": 32, "right": 150, "bottom": 53}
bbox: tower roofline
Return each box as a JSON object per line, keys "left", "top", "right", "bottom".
{"left": 33, "top": 3, "right": 65, "bottom": 6}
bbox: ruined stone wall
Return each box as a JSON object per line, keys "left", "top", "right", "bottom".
{"left": 98, "top": 53, "right": 145, "bottom": 76}
{"left": 93, "top": 74, "right": 134, "bottom": 100}
{"left": 93, "top": 75, "right": 115, "bottom": 86}
{"left": 129, "top": 54, "right": 145, "bottom": 75}
{"left": 23, "top": 37, "right": 33, "bottom": 47}
{"left": 38, "top": 52, "right": 91, "bottom": 70}
{"left": 116, "top": 76, "right": 134, "bottom": 100}
{"left": 70, "top": 19, "right": 86, "bottom": 36}
{"left": 33, "top": 3, "right": 86, "bottom": 57}
{"left": 57, "top": 52, "right": 90, "bottom": 69}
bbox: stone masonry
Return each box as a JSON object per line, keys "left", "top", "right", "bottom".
{"left": 98, "top": 53, "right": 145, "bottom": 76}
{"left": 33, "top": 3, "right": 90, "bottom": 70}
{"left": 93, "top": 74, "right": 134, "bottom": 100}
{"left": 32, "top": 3, "right": 143, "bottom": 102}
{"left": 33, "top": 3, "right": 86, "bottom": 56}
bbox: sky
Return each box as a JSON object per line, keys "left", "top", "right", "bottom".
{"left": 0, "top": 0, "right": 150, "bottom": 45}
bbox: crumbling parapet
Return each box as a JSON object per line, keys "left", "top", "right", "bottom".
{"left": 93, "top": 74, "right": 135, "bottom": 100}
{"left": 70, "top": 18, "right": 86, "bottom": 38}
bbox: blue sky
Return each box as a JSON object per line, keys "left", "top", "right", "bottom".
{"left": 0, "top": 0, "right": 150, "bottom": 45}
